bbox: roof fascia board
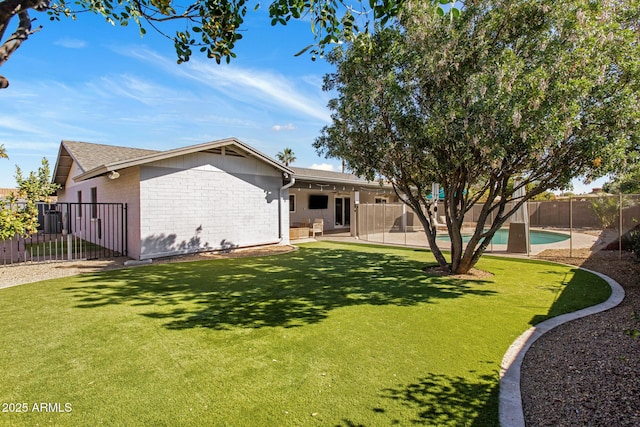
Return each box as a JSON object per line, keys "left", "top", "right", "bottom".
{"left": 74, "top": 138, "right": 293, "bottom": 182}
{"left": 53, "top": 140, "right": 88, "bottom": 186}
{"left": 51, "top": 143, "right": 69, "bottom": 185}
{"left": 293, "top": 173, "right": 393, "bottom": 189}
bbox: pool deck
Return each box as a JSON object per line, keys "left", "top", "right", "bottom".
{"left": 320, "top": 227, "right": 599, "bottom": 256}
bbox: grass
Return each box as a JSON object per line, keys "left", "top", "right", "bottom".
{"left": 0, "top": 241, "right": 611, "bottom": 426}
{"left": 24, "top": 237, "right": 106, "bottom": 258}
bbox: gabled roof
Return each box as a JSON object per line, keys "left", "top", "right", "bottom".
{"left": 290, "top": 166, "right": 392, "bottom": 190}
{"left": 53, "top": 138, "right": 294, "bottom": 186}
{"left": 53, "top": 141, "right": 160, "bottom": 186}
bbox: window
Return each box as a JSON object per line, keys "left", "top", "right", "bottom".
{"left": 375, "top": 197, "right": 388, "bottom": 204}
{"left": 91, "top": 187, "right": 98, "bottom": 219}
{"left": 77, "top": 191, "right": 82, "bottom": 217}
{"left": 289, "top": 194, "right": 296, "bottom": 212}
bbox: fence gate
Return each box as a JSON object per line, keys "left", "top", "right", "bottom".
{"left": 1, "top": 202, "right": 127, "bottom": 266}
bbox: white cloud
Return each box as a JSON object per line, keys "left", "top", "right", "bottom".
{"left": 272, "top": 123, "right": 296, "bottom": 131}
{"left": 186, "top": 61, "right": 332, "bottom": 123}
{"left": 54, "top": 38, "right": 87, "bottom": 49}
{"left": 0, "top": 116, "right": 50, "bottom": 136}
{"left": 113, "top": 46, "right": 332, "bottom": 123}
{"left": 85, "top": 74, "right": 193, "bottom": 106}
{"left": 310, "top": 163, "right": 335, "bottom": 171}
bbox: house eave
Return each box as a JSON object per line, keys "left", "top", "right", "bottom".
{"left": 72, "top": 138, "right": 293, "bottom": 182}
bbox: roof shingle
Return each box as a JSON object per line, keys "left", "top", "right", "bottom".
{"left": 62, "top": 140, "right": 159, "bottom": 173}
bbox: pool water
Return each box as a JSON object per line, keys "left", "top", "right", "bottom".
{"left": 436, "top": 229, "right": 569, "bottom": 245}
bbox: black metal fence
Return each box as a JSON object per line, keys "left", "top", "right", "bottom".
{"left": 1, "top": 202, "right": 127, "bottom": 266}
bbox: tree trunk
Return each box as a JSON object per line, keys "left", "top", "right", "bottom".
{"left": 414, "top": 205, "right": 449, "bottom": 269}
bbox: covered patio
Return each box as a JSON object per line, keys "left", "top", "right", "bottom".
{"left": 287, "top": 167, "right": 398, "bottom": 240}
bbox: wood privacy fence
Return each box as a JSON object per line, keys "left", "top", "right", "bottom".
{"left": 1, "top": 202, "right": 127, "bottom": 266}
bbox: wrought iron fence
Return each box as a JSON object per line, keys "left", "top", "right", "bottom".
{"left": 1, "top": 202, "right": 127, "bottom": 266}
{"left": 356, "top": 194, "right": 640, "bottom": 257}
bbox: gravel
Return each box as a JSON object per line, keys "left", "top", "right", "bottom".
{"left": 1, "top": 245, "right": 638, "bottom": 425}
{"left": 523, "top": 249, "right": 640, "bottom": 426}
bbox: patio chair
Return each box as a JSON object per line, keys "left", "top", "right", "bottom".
{"left": 311, "top": 218, "right": 324, "bottom": 237}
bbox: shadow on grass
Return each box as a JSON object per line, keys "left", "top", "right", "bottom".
{"left": 340, "top": 372, "right": 499, "bottom": 426}
{"left": 64, "top": 246, "right": 496, "bottom": 330}
{"left": 529, "top": 267, "right": 612, "bottom": 326}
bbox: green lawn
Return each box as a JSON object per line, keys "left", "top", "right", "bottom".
{"left": 0, "top": 241, "right": 610, "bottom": 426}
{"left": 24, "top": 237, "right": 107, "bottom": 258}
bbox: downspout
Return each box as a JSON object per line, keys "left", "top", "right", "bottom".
{"left": 279, "top": 173, "right": 296, "bottom": 242}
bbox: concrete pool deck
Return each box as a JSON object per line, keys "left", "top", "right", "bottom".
{"left": 321, "top": 227, "right": 599, "bottom": 256}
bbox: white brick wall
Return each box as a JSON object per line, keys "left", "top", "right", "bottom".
{"left": 139, "top": 151, "right": 285, "bottom": 259}
{"left": 58, "top": 149, "right": 289, "bottom": 260}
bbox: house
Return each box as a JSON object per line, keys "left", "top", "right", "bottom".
{"left": 52, "top": 139, "right": 294, "bottom": 260}
{"left": 287, "top": 167, "right": 399, "bottom": 237}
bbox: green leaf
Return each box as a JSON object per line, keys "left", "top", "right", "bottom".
{"left": 626, "top": 329, "right": 640, "bottom": 339}
{"left": 294, "top": 44, "right": 314, "bottom": 57}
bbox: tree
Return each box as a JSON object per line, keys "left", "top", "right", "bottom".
{"left": 315, "top": 0, "right": 640, "bottom": 274}
{"left": 0, "top": 144, "right": 7, "bottom": 159}
{"left": 0, "top": 158, "right": 59, "bottom": 240}
{"left": 590, "top": 196, "right": 626, "bottom": 230}
{"left": 603, "top": 164, "right": 640, "bottom": 194}
{"left": 276, "top": 147, "right": 296, "bottom": 166}
{"left": 0, "top": 0, "right": 458, "bottom": 88}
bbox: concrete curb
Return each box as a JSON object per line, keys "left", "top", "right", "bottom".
{"left": 498, "top": 267, "right": 625, "bottom": 427}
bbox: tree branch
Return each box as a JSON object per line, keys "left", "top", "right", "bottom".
{"left": 0, "top": 9, "right": 34, "bottom": 88}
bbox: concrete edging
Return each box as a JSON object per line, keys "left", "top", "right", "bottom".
{"left": 498, "top": 267, "right": 625, "bottom": 427}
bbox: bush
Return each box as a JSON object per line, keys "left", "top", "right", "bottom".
{"left": 629, "top": 228, "right": 640, "bottom": 261}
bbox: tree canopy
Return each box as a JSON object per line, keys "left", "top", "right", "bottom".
{"left": 604, "top": 163, "right": 640, "bottom": 194}
{"left": 0, "top": 0, "right": 458, "bottom": 88}
{"left": 315, "top": 0, "right": 640, "bottom": 274}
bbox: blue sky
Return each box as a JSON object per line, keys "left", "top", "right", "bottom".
{"left": 0, "top": 7, "right": 605, "bottom": 193}
{"left": 0, "top": 8, "right": 337, "bottom": 187}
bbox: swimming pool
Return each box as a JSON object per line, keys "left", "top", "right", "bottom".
{"left": 436, "top": 229, "right": 569, "bottom": 245}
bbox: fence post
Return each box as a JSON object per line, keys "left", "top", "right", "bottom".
{"left": 619, "top": 192, "right": 623, "bottom": 260}
{"left": 383, "top": 203, "right": 386, "bottom": 244}
{"left": 67, "top": 234, "right": 72, "bottom": 261}
{"left": 403, "top": 204, "right": 407, "bottom": 246}
{"left": 569, "top": 196, "right": 573, "bottom": 258}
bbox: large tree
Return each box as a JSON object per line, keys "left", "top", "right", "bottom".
{"left": 315, "top": 0, "right": 640, "bottom": 274}
{"left": 0, "top": 0, "right": 458, "bottom": 88}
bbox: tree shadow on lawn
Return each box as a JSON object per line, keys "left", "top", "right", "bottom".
{"left": 65, "top": 246, "right": 497, "bottom": 330}
{"left": 340, "top": 371, "right": 499, "bottom": 426}
{"left": 528, "top": 267, "right": 611, "bottom": 326}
